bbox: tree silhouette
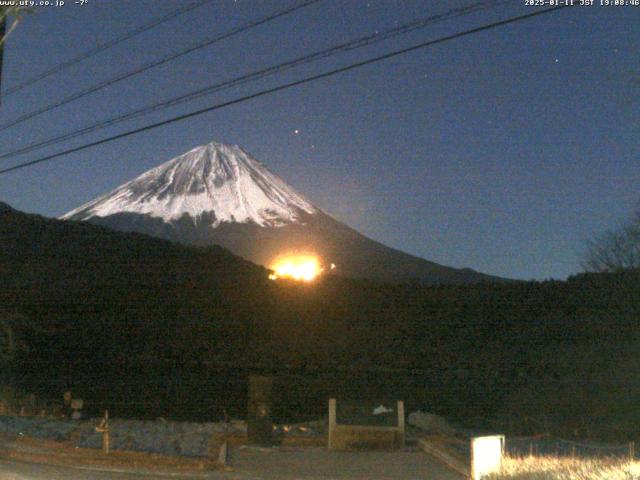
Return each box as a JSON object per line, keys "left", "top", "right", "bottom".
{"left": 584, "top": 202, "right": 640, "bottom": 272}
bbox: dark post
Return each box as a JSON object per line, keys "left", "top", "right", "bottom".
{"left": 0, "top": 15, "right": 6, "bottom": 100}
{"left": 247, "top": 375, "right": 273, "bottom": 446}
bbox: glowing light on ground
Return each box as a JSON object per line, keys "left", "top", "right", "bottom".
{"left": 269, "top": 255, "right": 329, "bottom": 282}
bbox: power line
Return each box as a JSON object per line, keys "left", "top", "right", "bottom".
{"left": 0, "top": 0, "right": 322, "bottom": 133}
{"left": 0, "top": 0, "right": 215, "bottom": 99}
{"left": 0, "top": 5, "right": 572, "bottom": 177}
{"left": 0, "top": 0, "right": 512, "bottom": 162}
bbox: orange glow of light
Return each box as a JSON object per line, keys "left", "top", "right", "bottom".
{"left": 269, "top": 255, "right": 324, "bottom": 282}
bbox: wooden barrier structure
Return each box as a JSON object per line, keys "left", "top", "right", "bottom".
{"left": 328, "top": 398, "right": 404, "bottom": 451}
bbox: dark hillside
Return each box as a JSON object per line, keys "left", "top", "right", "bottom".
{"left": 1, "top": 203, "right": 639, "bottom": 438}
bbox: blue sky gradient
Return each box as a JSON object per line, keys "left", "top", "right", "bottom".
{"left": 0, "top": 0, "right": 637, "bottom": 280}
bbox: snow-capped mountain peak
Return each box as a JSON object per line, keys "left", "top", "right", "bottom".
{"left": 62, "top": 141, "right": 317, "bottom": 227}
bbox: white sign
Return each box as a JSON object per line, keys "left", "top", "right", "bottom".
{"left": 471, "top": 435, "right": 504, "bottom": 480}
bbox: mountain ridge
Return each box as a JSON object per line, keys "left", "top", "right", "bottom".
{"left": 63, "top": 140, "right": 507, "bottom": 285}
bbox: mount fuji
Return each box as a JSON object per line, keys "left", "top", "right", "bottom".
{"left": 63, "top": 141, "right": 502, "bottom": 284}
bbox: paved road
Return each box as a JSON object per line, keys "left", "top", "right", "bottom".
{"left": 0, "top": 458, "right": 207, "bottom": 479}
{"left": 229, "top": 446, "right": 465, "bottom": 479}
{"left": 1, "top": 447, "right": 464, "bottom": 479}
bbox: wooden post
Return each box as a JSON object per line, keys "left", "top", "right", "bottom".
{"left": 328, "top": 398, "right": 336, "bottom": 450}
{"left": 629, "top": 441, "right": 635, "bottom": 461}
{"left": 218, "top": 441, "right": 228, "bottom": 466}
{"left": 95, "top": 410, "right": 110, "bottom": 454}
{"left": 397, "top": 400, "right": 405, "bottom": 450}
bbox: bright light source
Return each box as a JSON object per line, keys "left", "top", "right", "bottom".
{"left": 269, "top": 255, "right": 325, "bottom": 282}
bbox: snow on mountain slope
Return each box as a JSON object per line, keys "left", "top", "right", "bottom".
{"left": 62, "top": 139, "right": 508, "bottom": 285}
{"left": 62, "top": 141, "right": 317, "bottom": 227}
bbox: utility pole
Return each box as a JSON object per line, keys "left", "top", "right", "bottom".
{"left": 0, "top": 6, "right": 30, "bottom": 106}
{"left": 0, "top": 15, "right": 6, "bottom": 103}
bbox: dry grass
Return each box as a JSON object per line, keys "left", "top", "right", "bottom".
{"left": 487, "top": 455, "right": 640, "bottom": 480}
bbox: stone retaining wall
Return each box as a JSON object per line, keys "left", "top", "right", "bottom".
{"left": 0, "top": 415, "right": 245, "bottom": 457}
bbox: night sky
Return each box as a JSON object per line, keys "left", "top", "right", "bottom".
{"left": 0, "top": 0, "right": 637, "bottom": 280}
